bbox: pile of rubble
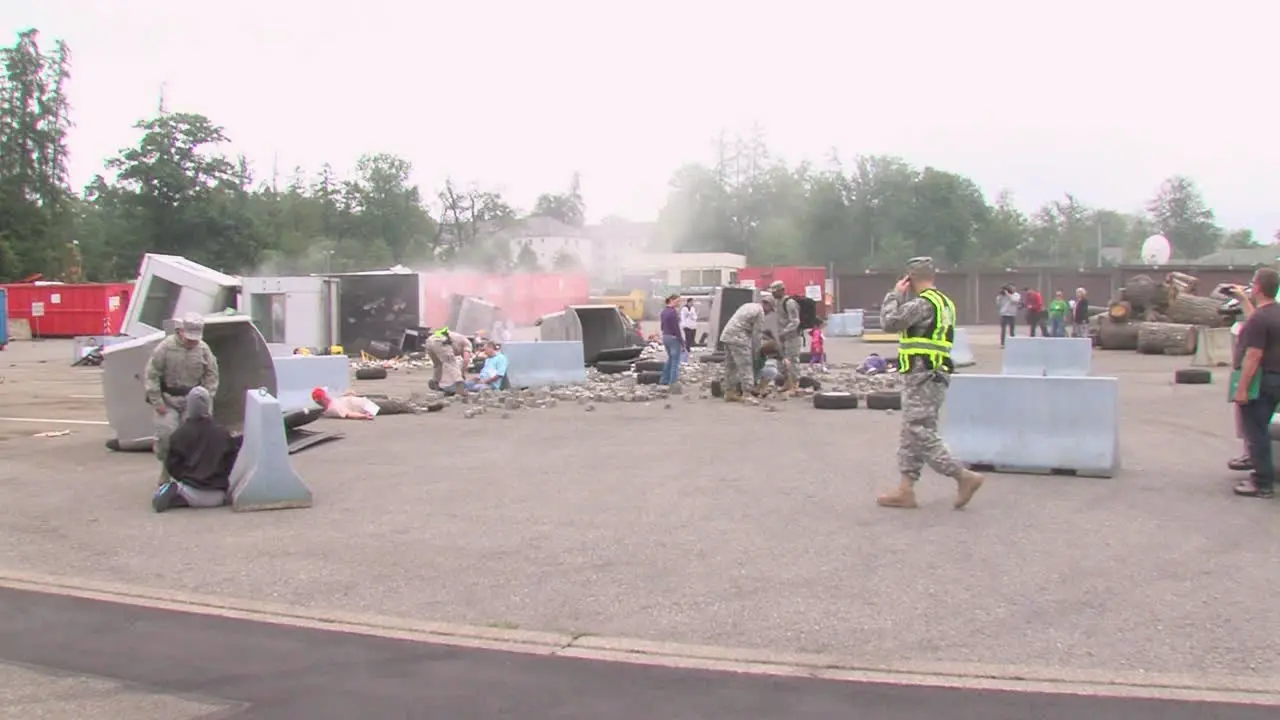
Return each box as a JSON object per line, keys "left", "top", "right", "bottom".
{"left": 350, "top": 345, "right": 903, "bottom": 417}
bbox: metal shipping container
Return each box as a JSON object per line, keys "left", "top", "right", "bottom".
{"left": 737, "top": 266, "right": 827, "bottom": 307}
{"left": 0, "top": 282, "right": 133, "bottom": 338}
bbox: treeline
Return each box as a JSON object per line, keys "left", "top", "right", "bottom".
{"left": 0, "top": 29, "right": 1270, "bottom": 284}
{"left": 657, "top": 129, "right": 1264, "bottom": 270}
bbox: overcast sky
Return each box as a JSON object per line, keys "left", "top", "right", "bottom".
{"left": 5, "top": 1, "right": 1277, "bottom": 238}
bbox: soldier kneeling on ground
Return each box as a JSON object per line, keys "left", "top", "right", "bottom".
{"left": 152, "top": 388, "right": 242, "bottom": 513}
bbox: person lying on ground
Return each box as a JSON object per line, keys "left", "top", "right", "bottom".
{"left": 857, "top": 353, "right": 888, "bottom": 375}
{"left": 153, "top": 387, "right": 242, "bottom": 513}
{"left": 464, "top": 341, "right": 508, "bottom": 392}
{"left": 311, "top": 387, "right": 376, "bottom": 420}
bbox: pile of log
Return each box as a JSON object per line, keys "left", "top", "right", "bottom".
{"left": 1094, "top": 272, "right": 1236, "bottom": 355}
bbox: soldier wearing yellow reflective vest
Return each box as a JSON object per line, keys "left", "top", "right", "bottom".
{"left": 425, "top": 327, "right": 473, "bottom": 394}
{"left": 876, "top": 257, "right": 985, "bottom": 510}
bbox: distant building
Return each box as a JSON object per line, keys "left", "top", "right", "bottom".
{"left": 496, "top": 216, "right": 594, "bottom": 270}
{"left": 621, "top": 252, "right": 746, "bottom": 290}
{"left": 1189, "top": 246, "right": 1280, "bottom": 267}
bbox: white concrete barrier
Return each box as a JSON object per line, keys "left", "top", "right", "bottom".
{"left": 942, "top": 374, "right": 1120, "bottom": 477}
{"left": 952, "top": 328, "right": 975, "bottom": 368}
{"left": 503, "top": 341, "right": 587, "bottom": 388}
{"left": 229, "top": 389, "right": 313, "bottom": 512}
{"left": 1001, "top": 337, "right": 1092, "bottom": 377}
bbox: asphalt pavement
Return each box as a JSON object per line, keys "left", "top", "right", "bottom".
{"left": 0, "top": 587, "right": 1272, "bottom": 720}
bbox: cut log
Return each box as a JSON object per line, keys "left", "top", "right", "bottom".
{"left": 1108, "top": 301, "right": 1132, "bottom": 322}
{"left": 1098, "top": 317, "right": 1141, "bottom": 351}
{"left": 1164, "top": 293, "right": 1231, "bottom": 327}
{"left": 1137, "top": 322, "right": 1197, "bottom": 356}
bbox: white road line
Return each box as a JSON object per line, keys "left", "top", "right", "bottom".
{"left": 0, "top": 417, "right": 109, "bottom": 425}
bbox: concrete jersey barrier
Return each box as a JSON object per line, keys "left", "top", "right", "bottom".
{"left": 951, "top": 328, "right": 975, "bottom": 368}
{"left": 503, "top": 341, "right": 587, "bottom": 388}
{"left": 229, "top": 389, "right": 313, "bottom": 512}
{"left": 1001, "top": 337, "right": 1092, "bottom": 377}
{"left": 942, "top": 374, "right": 1120, "bottom": 477}
{"left": 271, "top": 355, "right": 351, "bottom": 413}
{"left": 1191, "top": 326, "right": 1233, "bottom": 368}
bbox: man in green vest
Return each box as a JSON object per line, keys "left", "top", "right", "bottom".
{"left": 877, "top": 257, "right": 985, "bottom": 510}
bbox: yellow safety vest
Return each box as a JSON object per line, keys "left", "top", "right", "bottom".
{"left": 432, "top": 327, "right": 450, "bottom": 338}
{"left": 897, "top": 287, "right": 957, "bottom": 373}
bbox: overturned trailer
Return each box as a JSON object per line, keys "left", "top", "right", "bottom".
{"left": 538, "top": 304, "right": 639, "bottom": 365}
{"left": 240, "top": 276, "right": 341, "bottom": 356}
{"left": 102, "top": 314, "right": 349, "bottom": 448}
{"left": 121, "top": 254, "right": 241, "bottom": 338}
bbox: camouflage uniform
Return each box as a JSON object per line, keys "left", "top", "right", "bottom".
{"left": 876, "top": 257, "right": 984, "bottom": 509}
{"left": 776, "top": 296, "right": 802, "bottom": 384}
{"left": 718, "top": 298, "right": 773, "bottom": 400}
{"left": 144, "top": 315, "right": 219, "bottom": 484}
{"left": 426, "top": 329, "right": 472, "bottom": 392}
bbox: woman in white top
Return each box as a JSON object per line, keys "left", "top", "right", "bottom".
{"left": 679, "top": 298, "right": 698, "bottom": 361}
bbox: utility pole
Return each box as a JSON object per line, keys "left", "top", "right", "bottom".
{"left": 1095, "top": 212, "right": 1104, "bottom": 267}
{"left": 157, "top": 82, "right": 168, "bottom": 114}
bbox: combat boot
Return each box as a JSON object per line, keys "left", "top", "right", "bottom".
{"left": 952, "top": 468, "right": 986, "bottom": 509}
{"left": 783, "top": 376, "right": 800, "bottom": 396}
{"left": 876, "top": 476, "right": 919, "bottom": 509}
{"left": 723, "top": 386, "right": 744, "bottom": 403}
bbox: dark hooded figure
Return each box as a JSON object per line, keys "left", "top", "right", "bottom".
{"left": 152, "top": 387, "right": 242, "bottom": 513}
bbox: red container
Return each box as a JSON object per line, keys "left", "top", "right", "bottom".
{"left": 0, "top": 282, "right": 134, "bottom": 338}
{"left": 739, "top": 267, "right": 827, "bottom": 306}
{"left": 419, "top": 271, "right": 591, "bottom": 327}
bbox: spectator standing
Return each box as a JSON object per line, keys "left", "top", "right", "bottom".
{"left": 659, "top": 294, "right": 683, "bottom": 386}
{"left": 808, "top": 317, "right": 827, "bottom": 372}
{"left": 679, "top": 298, "right": 698, "bottom": 362}
{"left": 1230, "top": 268, "right": 1280, "bottom": 498}
{"left": 996, "top": 285, "right": 1020, "bottom": 347}
{"left": 1071, "top": 288, "right": 1090, "bottom": 338}
{"left": 1047, "top": 291, "right": 1069, "bottom": 337}
{"left": 1023, "top": 287, "right": 1048, "bottom": 336}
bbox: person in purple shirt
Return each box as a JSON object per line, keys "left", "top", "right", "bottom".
{"left": 659, "top": 294, "right": 683, "bottom": 385}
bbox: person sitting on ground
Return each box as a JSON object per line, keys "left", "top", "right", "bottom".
{"left": 311, "top": 387, "right": 376, "bottom": 420}
{"left": 152, "top": 387, "right": 242, "bottom": 513}
{"left": 857, "top": 353, "right": 889, "bottom": 375}
{"left": 754, "top": 339, "right": 783, "bottom": 395}
{"left": 465, "top": 340, "right": 509, "bottom": 392}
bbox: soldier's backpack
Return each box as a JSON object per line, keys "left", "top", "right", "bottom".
{"left": 791, "top": 295, "right": 819, "bottom": 330}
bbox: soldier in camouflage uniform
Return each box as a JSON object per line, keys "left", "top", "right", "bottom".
{"left": 426, "top": 327, "right": 473, "bottom": 395}
{"left": 877, "top": 257, "right": 985, "bottom": 509}
{"left": 144, "top": 313, "right": 220, "bottom": 485}
{"left": 768, "top": 281, "right": 802, "bottom": 394}
{"left": 717, "top": 294, "right": 774, "bottom": 402}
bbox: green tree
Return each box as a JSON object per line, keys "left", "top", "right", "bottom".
{"left": 0, "top": 28, "right": 73, "bottom": 280}
{"left": 435, "top": 179, "right": 516, "bottom": 269}
{"left": 973, "top": 191, "right": 1028, "bottom": 268}
{"left": 1221, "top": 229, "right": 1259, "bottom": 249}
{"left": 1146, "top": 175, "right": 1222, "bottom": 259}
{"left": 513, "top": 241, "right": 540, "bottom": 271}
{"left": 532, "top": 171, "right": 585, "bottom": 227}
{"left": 551, "top": 248, "right": 581, "bottom": 269}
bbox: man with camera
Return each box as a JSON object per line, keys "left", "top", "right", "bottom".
{"left": 1225, "top": 270, "right": 1280, "bottom": 498}
{"left": 876, "top": 257, "right": 986, "bottom": 510}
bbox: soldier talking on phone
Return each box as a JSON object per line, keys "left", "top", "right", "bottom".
{"left": 876, "top": 257, "right": 985, "bottom": 510}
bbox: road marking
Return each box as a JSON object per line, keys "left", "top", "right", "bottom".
{"left": 0, "top": 417, "right": 109, "bottom": 425}
{"left": 0, "top": 570, "right": 1277, "bottom": 706}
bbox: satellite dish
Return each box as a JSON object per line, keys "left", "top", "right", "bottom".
{"left": 1141, "top": 234, "right": 1172, "bottom": 266}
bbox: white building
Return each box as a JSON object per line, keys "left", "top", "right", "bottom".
{"left": 621, "top": 252, "right": 746, "bottom": 289}
{"left": 499, "top": 216, "right": 594, "bottom": 270}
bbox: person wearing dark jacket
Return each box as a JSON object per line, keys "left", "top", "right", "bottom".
{"left": 1071, "top": 288, "right": 1090, "bottom": 338}
{"left": 659, "top": 294, "right": 683, "bottom": 385}
{"left": 152, "top": 387, "right": 243, "bottom": 512}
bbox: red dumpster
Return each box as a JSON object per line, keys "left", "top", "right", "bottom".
{"left": 0, "top": 282, "right": 134, "bottom": 337}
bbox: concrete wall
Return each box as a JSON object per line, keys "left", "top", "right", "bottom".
{"left": 834, "top": 265, "right": 1253, "bottom": 325}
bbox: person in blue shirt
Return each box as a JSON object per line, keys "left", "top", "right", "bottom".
{"left": 465, "top": 340, "right": 508, "bottom": 392}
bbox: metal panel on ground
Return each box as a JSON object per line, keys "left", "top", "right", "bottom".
{"left": 1001, "top": 337, "right": 1092, "bottom": 377}
{"left": 942, "top": 374, "right": 1120, "bottom": 477}
{"left": 503, "top": 341, "right": 587, "bottom": 388}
